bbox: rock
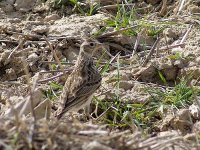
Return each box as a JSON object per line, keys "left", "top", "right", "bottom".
{"left": 48, "top": 14, "right": 108, "bottom": 36}
{"left": 34, "top": 99, "right": 51, "bottom": 120}
{"left": 33, "top": 3, "right": 49, "bottom": 13}
{"left": 170, "top": 109, "right": 192, "bottom": 134}
{"left": 189, "top": 5, "right": 200, "bottom": 13}
{"left": 157, "top": 58, "right": 173, "bottom": 70}
{"left": 184, "top": 66, "right": 200, "bottom": 79}
{"left": 44, "top": 14, "right": 61, "bottom": 22}
{"left": 156, "top": 114, "right": 174, "bottom": 131}
{"left": 173, "top": 59, "right": 186, "bottom": 69}
{"left": 27, "top": 53, "right": 39, "bottom": 63}
{"left": 14, "top": 0, "right": 36, "bottom": 11}
{"left": 4, "top": 88, "right": 43, "bottom": 118}
{"left": 6, "top": 0, "right": 15, "bottom": 4}
{"left": 171, "top": 47, "right": 183, "bottom": 54}
{"left": 29, "top": 64, "right": 38, "bottom": 72}
{"left": 132, "top": 65, "right": 156, "bottom": 82}
{"left": 162, "top": 67, "right": 178, "bottom": 80}
{"left": 32, "top": 25, "right": 49, "bottom": 34}
{"left": 189, "top": 104, "right": 200, "bottom": 120}
{"left": 0, "top": 50, "right": 11, "bottom": 66}
{"left": 118, "top": 81, "right": 134, "bottom": 90}
{"left": 5, "top": 68, "right": 17, "bottom": 81}
{"left": 63, "top": 46, "right": 79, "bottom": 62}
{"left": 157, "top": 109, "right": 193, "bottom": 134}
{"left": 163, "top": 28, "right": 178, "bottom": 39}
{"left": 0, "top": 1, "right": 15, "bottom": 12}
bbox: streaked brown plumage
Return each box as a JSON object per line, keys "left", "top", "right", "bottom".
{"left": 55, "top": 39, "right": 102, "bottom": 119}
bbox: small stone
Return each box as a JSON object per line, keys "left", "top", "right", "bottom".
{"left": 44, "top": 14, "right": 61, "bottom": 22}
{"left": 5, "top": 68, "right": 17, "bottom": 80}
{"left": 171, "top": 47, "right": 183, "bottom": 54}
{"left": 32, "top": 25, "right": 49, "bottom": 34}
{"left": 104, "top": 70, "right": 131, "bottom": 84}
{"left": 189, "top": 5, "right": 200, "bottom": 13}
{"left": 170, "top": 109, "right": 192, "bottom": 134}
{"left": 118, "top": 81, "right": 134, "bottom": 90}
{"left": 162, "top": 67, "right": 178, "bottom": 80}
{"left": 27, "top": 53, "right": 39, "bottom": 62}
{"left": 132, "top": 65, "right": 156, "bottom": 82}
{"left": 14, "top": 0, "right": 36, "bottom": 11}
{"left": 189, "top": 104, "right": 200, "bottom": 120}
{"left": 174, "top": 59, "right": 185, "bottom": 68}
{"left": 34, "top": 99, "right": 51, "bottom": 120}
{"left": 163, "top": 28, "right": 178, "bottom": 39}
{"left": 0, "top": 50, "right": 11, "bottom": 66}
{"left": 184, "top": 66, "right": 200, "bottom": 79}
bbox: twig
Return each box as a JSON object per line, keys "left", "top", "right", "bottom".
{"left": 40, "top": 61, "right": 75, "bottom": 65}
{"left": 94, "top": 107, "right": 111, "bottom": 121}
{"left": 180, "top": 25, "right": 192, "bottom": 44}
{"left": 0, "top": 81, "right": 25, "bottom": 85}
{"left": 39, "top": 69, "right": 72, "bottom": 74}
{"left": 159, "top": 0, "right": 167, "bottom": 16}
{"left": 132, "top": 30, "right": 143, "bottom": 57}
{"left": 44, "top": 36, "right": 67, "bottom": 77}
{"left": 120, "top": 54, "right": 132, "bottom": 58}
{"left": 7, "top": 38, "right": 25, "bottom": 59}
{"left": 37, "top": 71, "right": 71, "bottom": 83}
{"left": 159, "top": 43, "right": 184, "bottom": 51}
{"left": 0, "top": 39, "right": 18, "bottom": 44}
{"left": 20, "top": 39, "right": 36, "bottom": 123}
{"left": 101, "top": 46, "right": 114, "bottom": 58}
{"left": 38, "top": 52, "right": 120, "bottom": 83}
{"left": 110, "top": 52, "right": 121, "bottom": 63}
{"left": 4, "top": 30, "right": 43, "bottom": 40}
{"left": 177, "top": 0, "right": 186, "bottom": 15}
{"left": 141, "top": 37, "right": 160, "bottom": 67}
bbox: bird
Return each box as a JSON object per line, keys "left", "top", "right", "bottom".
{"left": 55, "top": 38, "right": 102, "bottom": 119}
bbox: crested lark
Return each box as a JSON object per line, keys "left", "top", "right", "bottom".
{"left": 55, "top": 39, "right": 102, "bottom": 119}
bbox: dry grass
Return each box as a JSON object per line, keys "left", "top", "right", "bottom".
{"left": 0, "top": 117, "right": 199, "bottom": 150}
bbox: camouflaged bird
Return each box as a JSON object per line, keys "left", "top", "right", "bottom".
{"left": 55, "top": 39, "right": 102, "bottom": 119}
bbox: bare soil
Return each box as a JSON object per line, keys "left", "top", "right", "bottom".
{"left": 0, "top": 0, "right": 200, "bottom": 149}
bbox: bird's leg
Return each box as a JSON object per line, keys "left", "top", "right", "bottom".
{"left": 84, "top": 105, "right": 92, "bottom": 120}
{"left": 69, "top": 112, "right": 81, "bottom": 124}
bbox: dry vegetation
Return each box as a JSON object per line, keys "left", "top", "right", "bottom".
{"left": 0, "top": 0, "right": 200, "bottom": 149}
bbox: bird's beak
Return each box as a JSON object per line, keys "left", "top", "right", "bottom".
{"left": 96, "top": 43, "right": 103, "bottom": 49}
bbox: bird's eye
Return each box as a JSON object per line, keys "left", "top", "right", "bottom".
{"left": 89, "top": 42, "right": 95, "bottom": 47}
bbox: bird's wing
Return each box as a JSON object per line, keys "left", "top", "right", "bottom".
{"left": 65, "top": 70, "right": 101, "bottom": 105}
{"left": 56, "top": 70, "right": 101, "bottom": 116}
